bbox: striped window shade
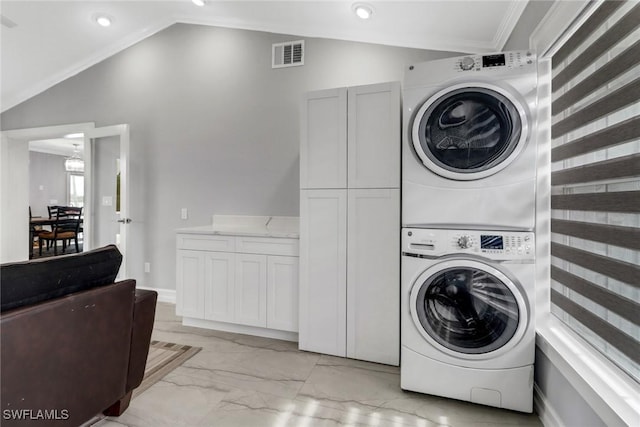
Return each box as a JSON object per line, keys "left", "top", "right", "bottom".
{"left": 550, "top": 0, "right": 640, "bottom": 382}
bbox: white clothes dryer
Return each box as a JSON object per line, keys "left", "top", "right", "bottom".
{"left": 402, "top": 51, "right": 538, "bottom": 231}
{"left": 400, "top": 228, "right": 535, "bottom": 412}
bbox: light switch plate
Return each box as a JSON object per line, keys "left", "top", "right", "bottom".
{"left": 181, "top": 208, "right": 188, "bottom": 220}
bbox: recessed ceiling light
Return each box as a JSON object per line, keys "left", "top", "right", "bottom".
{"left": 94, "top": 14, "right": 113, "bottom": 27}
{"left": 353, "top": 3, "right": 373, "bottom": 20}
{"left": 192, "top": 0, "right": 206, "bottom": 6}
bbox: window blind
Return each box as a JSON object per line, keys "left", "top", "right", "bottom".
{"left": 550, "top": 0, "right": 640, "bottom": 382}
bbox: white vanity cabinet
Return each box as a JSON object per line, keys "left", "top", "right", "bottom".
{"left": 176, "top": 225, "right": 299, "bottom": 341}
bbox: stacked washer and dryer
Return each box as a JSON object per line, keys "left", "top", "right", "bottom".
{"left": 400, "top": 51, "right": 538, "bottom": 412}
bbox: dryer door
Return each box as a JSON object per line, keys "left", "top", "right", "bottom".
{"left": 411, "top": 83, "right": 529, "bottom": 181}
{"left": 410, "top": 259, "right": 528, "bottom": 358}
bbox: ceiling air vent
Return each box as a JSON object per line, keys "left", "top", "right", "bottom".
{"left": 272, "top": 40, "right": 304, "bottom": 68}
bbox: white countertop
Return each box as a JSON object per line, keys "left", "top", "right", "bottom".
{"left": 177, "top": 215, "right": 299, "bottom": 238}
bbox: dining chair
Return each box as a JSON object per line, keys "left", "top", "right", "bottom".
{"left": 38, "top": 207, "right": 83, "bottom": 256}
{"left": 47, "top": 205, "right": 62, "bottom": 219}
{"left": 44, "top": 205, "right": 62, "bottom": 250}
{"left": 29, "top": 206, "right": 46, "bottom": 257}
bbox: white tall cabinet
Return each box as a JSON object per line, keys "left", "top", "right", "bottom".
{"left": 299, "top": 81, "right": 400, "bottom": 365}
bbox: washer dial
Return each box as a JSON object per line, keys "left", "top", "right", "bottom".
{"left": 457, "top": 235, "right": 472, "bottom": 249}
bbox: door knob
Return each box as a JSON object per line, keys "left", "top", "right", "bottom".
{"left": 117, "top": 218, "right": 132, "bottom": 224}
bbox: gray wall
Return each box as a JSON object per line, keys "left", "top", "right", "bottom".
{"left": 2, "top": 23, "right": 459, "bottom": 290}
{"left": 29, "top": 151, "right": 67, "bottom": 217}
{"left": 503, "top": 0, "right": 555, "bottom": 51}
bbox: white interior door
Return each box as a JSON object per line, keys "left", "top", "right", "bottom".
{"left": 83, "top": 124, "right": 130, "bottom": 278}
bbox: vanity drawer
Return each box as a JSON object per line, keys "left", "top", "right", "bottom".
{"left": 177, "top": 234, "right": 236, "bottom": 252}
{"left": 236, "top": 237, "right": 299, "bottom": 256}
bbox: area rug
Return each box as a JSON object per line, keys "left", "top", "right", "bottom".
{"left": 133, "top": 340, "right": 202, "bottom": 398}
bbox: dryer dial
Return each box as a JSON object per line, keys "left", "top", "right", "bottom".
{"left": 460, "top": 56, "right": 475, "bottom": 70}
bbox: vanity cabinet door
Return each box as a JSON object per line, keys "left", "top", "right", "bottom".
{"left": 176, "top": 249, "right": 205, "bottom": 318}
{"left": 234, "top": 253, "right": 268, "bottom": 328}
{"left": 203, "top": 251, "right": 236, "bottom": 323}
{"left": 267, "top": 255, "right": 299, "bottom": 332}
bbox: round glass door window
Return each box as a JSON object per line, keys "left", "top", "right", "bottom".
{"left": 413, "top": 87, "right": 523, "bottom": 176}
{"left": 414, "top": 266, "right": 520, "bottom": 354}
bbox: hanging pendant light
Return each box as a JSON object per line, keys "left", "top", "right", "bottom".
{"left": 65, "top": 144, "right": 84, "bottom": 173}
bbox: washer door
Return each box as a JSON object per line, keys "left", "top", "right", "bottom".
{"left": 411, "top": 83, "right": 529, "bottom": 181}
{"left": 410, "top": 259, "right": 528, "bottom": 358}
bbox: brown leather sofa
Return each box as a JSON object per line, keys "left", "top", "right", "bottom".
{"left": 1, "top": 245, "right": 157, "bottom": 426}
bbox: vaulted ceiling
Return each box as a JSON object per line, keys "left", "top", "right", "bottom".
{"left": 1, "top": 1, "right": 529, "bottom": 112}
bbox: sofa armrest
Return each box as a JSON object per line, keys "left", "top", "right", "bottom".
{"left": 1, "top": 280, "right": 135, "bottom": 426}
{"left": 126, "top": 289, "right": 158, "bottom": 391}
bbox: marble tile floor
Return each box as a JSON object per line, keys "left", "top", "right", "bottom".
{"left": 95, "top": 302, "right": 543, "bottom": 427}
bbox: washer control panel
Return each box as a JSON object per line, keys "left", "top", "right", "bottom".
{"left": 455, "top": 51, "right": 535, "bottom": 72}
{"left": 403, "top": 228, "right": 534, "bottom": 261}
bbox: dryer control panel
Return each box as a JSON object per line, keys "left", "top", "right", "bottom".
{"left": 455, "top": 51, "right": 535, "bottom": 73}
{"left": 402, "top": 228, "right": 534, "bottom": 261}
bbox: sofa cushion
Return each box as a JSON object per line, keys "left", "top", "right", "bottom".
{"left": 0, "top": 245, "right": 123, "bottom": 312}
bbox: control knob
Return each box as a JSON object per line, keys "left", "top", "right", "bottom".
{"left": 457, "top": 235, "right": 472, "bottom": 249}
{"left": 460, "top": 56, "right": 475, "bottom": 71}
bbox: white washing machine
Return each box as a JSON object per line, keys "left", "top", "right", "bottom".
{"left": 402, "top": 51, "right": 538, "bottom": 231}
{"left": 401, "top": 228, "right": 535, "bottom": 413}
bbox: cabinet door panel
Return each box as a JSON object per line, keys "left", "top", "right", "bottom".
{"left": 347, "top": 189, "right": 400, "bottom": 365}
{"left": 299, "top": 189, "right": 347, "bottom": 356}
{"left": 348, "top": 82, "right": 401, "bottom": 188}
{"left": 300, "top": 88, "right": 347, "bottom": 189}
{"left": 267, "top": 256, "right": 299, "bottom": 332}
{"left": 176, "top": 250, "right": 204, "bottom": 318}
{"left": 234, "top": 254, "right": 267, "bottom": 327}
{"left": 203, "top": 251, "right": 236, "bottom": 323}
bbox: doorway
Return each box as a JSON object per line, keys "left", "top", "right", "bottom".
{"left": 1, "top": 123, "right": 131, "bottom": 279}
{"left": 28, "top": 136, "right": 87, "bottom": 258}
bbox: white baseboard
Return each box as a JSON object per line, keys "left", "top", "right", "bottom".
{"left": 534, "top": 384, "right": 564, "bottom": 427}
{"left": 137, "top": 286, "right": 176, "bottom": 304}
{"left": 183, "top": 317, "right": 298, "bottom": 342}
